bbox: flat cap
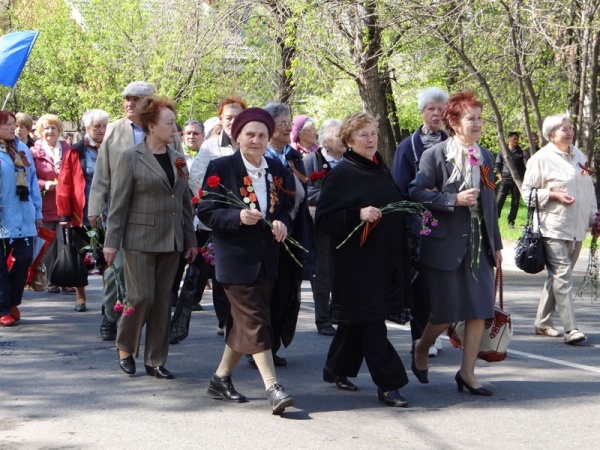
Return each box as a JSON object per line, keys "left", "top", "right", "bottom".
{"left": 122, "top": 81, "right": 154, "bottom": 97}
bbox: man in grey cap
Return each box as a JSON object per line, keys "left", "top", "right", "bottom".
{"left": 89, "top": 81, "right": 183, "bottom": 340}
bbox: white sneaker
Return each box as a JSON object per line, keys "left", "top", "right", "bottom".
{"left": 564, "top": 329, "right": 586, "bottom": 345}
{"left": 428, "top": 345, "right": 438, "bottom": 357}
{"left": 434, "top": 337, "right": 443, "bottom": 350}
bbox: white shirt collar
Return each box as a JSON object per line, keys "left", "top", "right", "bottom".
{"left": 240, "top": 151, "right": 269, "bottom": 175}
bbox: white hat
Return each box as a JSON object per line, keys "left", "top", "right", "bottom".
{"left": 122, "top": 81, "right": 154, "bottom": 97}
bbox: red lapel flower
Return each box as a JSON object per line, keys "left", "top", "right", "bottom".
{"left": 207, "top": 175, "right": 221, "bottom": 188}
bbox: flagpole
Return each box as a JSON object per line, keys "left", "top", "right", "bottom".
{"left": 1, "top": 89, "right": 11, "bottom": 110}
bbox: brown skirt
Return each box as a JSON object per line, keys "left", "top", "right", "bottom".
{"left": 222, "top": 272, "right": 273, "bottom": 354}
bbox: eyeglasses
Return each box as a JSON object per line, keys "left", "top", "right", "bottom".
{"left": 276, "top": 121, "right": 293, "bottom": 128}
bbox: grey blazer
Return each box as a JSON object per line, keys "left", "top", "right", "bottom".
{"left": 104, "top": 141, "right": 196, "bottom": 253}
{"left": 89, "top": 117, "right": 183, "bottom": 218}
{"left": 409, "top": 140, "right": 502, "bottom": 271}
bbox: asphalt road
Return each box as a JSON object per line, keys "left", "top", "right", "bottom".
{"left": 1, "top": 243, "right": 599, "bottom": 449}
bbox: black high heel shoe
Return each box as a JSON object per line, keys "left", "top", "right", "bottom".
{"left": 411, "top": 341, "right": 429, "bottom": 384}
{"left": 455, "top": 371, "right": 492, "bottom": 396}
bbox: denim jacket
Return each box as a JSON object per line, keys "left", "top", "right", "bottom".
{"left": 0, "top": 138, "right": 43, "bottom": 240}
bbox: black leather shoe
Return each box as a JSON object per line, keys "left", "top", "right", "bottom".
{"left": 377, "top": 388, "right": 408, "bottom": 407}
{"left": 323, "top": 368, "right": 358, "bottom": 391}
{"left": 273, "top": 354, "right": 287, "bottom": 367}
{"left": 267, "top": 383, "right": 294, "bottom": 414}
{"left": 191, "top": 303, "right": 204, "bottom": 311}
{"left": 101, "top": 316, "right": 117, "bottom": 341}
{"left": 207, "top": 374, "right": 247, "bottom": 403}
{"left": 74, "top": 303, "right": 87, "bottom": 312}
{"left": 411, "top": 341, "right": 429, "bottom": 384}
{"left": 318, "top": 325, "right": 336, "bottom": 336}
{"left": 145, "top": 365, "right": 174, "bottom": 379}
{"left": 118, "top": 354, "right": 136, "bottom": 375}
{"left": 455, "top": 371, "right": 493, "bottom": 396}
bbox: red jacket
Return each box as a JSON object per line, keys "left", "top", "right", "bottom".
{"left": 31, "top": 139, "right": 69, "bottom": 221}
{"left": 56, "top": 140, "right": 88, "bottom": 227}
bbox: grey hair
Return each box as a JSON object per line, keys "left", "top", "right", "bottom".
{"left": 318, "top": 119, "right": 342, "bottom": 147}
{"left": 542, "top": 113, "right": 570, "bottom": 141}
{"left": 82, "top": 109, "right": 110, "bottom": 128}
{"left": 184, "top": 119, "right": 204, "bottom": 132}
{"left": 263, "top": 102, "right": 290, "bottom": 119}
{"left": 300, "top": 117, "right": 317, "bottom": 133}
{"left": 417, "top": 87, "right": 449, "bottom": 111}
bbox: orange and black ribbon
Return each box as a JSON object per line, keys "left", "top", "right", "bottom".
{"left": 579, "top": 162, "right": 594, "bottom": 176}
{"left": 480, "top": 165, "right": 496, "bottom": 190}
{"left": 288, "top": 160, "right": 308, "bottom": 184}
{"left": 175, "top": 158, "right": 189, "bottom": 180}
{"left": 360, "top": 217, "right": 381, "bottom": 247}
{"left": 272, "top": 175, "right": 296, "bottom": 196}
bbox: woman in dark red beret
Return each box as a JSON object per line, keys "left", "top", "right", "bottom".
{"left": 197, "top": 107, "right": 296, "bottom": 415}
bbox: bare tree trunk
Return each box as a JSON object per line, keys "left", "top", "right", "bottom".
{"left": 263, "top": 0, "right": 296, "bottom": 104}
{"left": 346, "top": 1, "right": 396, "bottom": 164}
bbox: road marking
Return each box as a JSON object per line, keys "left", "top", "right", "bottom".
{"left": 300, "top": 303, "right": 600, "bottom": 374}
{"left": 504, "top": 349, "right": 600, "bottom": 373}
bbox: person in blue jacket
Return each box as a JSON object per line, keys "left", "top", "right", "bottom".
{"left": 0, "top": 110, "right": 44, "bottom": 326}
{"left": 391, "top": 87, "right": 449, "bottom": 356}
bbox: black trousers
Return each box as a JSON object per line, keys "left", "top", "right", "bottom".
{"left": 309, "top": 229, "right": 333, "bottom": 329}
{"left": 324, "top": 321, "right": 408, "bottom": 392}
{"left": 409, "top": 267, "right": 431, "bottom": 342}
{"left": 496, "top": 178, "right": 520, "bottom": 225}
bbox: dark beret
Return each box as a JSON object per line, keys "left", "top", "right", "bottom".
{"left": 230, "top": 107, "right": 275, "bottom": 140}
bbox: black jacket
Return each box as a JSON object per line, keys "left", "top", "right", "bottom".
{"left": 197, "top": 151, "right": 293, "bottom": 285}
{"left": 315, "top": 150, "right": 411, "bottom": 325}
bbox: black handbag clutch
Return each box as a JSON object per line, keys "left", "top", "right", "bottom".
{"left": 515, "top": 189, "right": 546, "bottom": 274}
{"left": 49, "top": 227, "right": 89, "bottom": 287}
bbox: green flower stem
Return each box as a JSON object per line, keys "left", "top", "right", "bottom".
{"left": 336, "top": 201, "right": 434, "bottom": 250}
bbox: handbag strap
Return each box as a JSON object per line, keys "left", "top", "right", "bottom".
{"left": 62, "top": 227, "right": 74, "bottom": 246}
{"left": 494, "top": 267, "right": 503, "bottom": 309}
{"left": 526, "top": 189, "right": 542, "bottom": 232}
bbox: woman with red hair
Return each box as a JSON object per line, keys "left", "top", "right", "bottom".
{"left": 409, "top": 91, "right": 502, "bottom": 396}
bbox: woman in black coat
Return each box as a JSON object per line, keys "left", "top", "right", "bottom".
{"left": 316, "top": 112, "right": 411, "bottom": 407}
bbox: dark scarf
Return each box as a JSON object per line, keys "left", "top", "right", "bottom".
{"left": 0, "top": 138, "right": 31, "bottom": 201}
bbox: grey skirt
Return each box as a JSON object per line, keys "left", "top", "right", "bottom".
{"left": 423, "top": 240, "right": 495, "bottom": 324}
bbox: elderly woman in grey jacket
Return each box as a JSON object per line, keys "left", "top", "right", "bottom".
{"left": 409, "top": 91, "right": 502, "bottom": 397}
{"left": 522, "top": 113, "right": 597, "bottom": 345}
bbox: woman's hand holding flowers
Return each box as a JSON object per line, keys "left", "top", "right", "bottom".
{"left": 360, "top": 206, "right": 382, "bottom": 223}
{"left": 456, "top": 188, "right": 480, "bottom": 207}
{"left": 240, "top": 208, "right": 263, "bottom": 225}
{"left": 271, "top": 220, "right": 288, "bottom": 242}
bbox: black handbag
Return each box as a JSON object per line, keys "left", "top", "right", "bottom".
{"left": 49, "top": 228, "right": 89, "bottom": 287}
{"left": 515, "top": 189, "right": 546, "bottom": 274}
{"left": 170, "top": 261, "right": 210, "bottom": 344}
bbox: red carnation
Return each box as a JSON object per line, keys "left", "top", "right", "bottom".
{"left": 207, "top": 175, "right": 221, "bottom": 188}
{"left": 198, "top": 188, "right": 203, "bottom": 197}
{"left": 191, "top": 196, "right": 199, "bottom": 205}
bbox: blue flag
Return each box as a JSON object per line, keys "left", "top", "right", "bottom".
{"left": 0, "top": 31, "right": 39, "bottom": 88}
